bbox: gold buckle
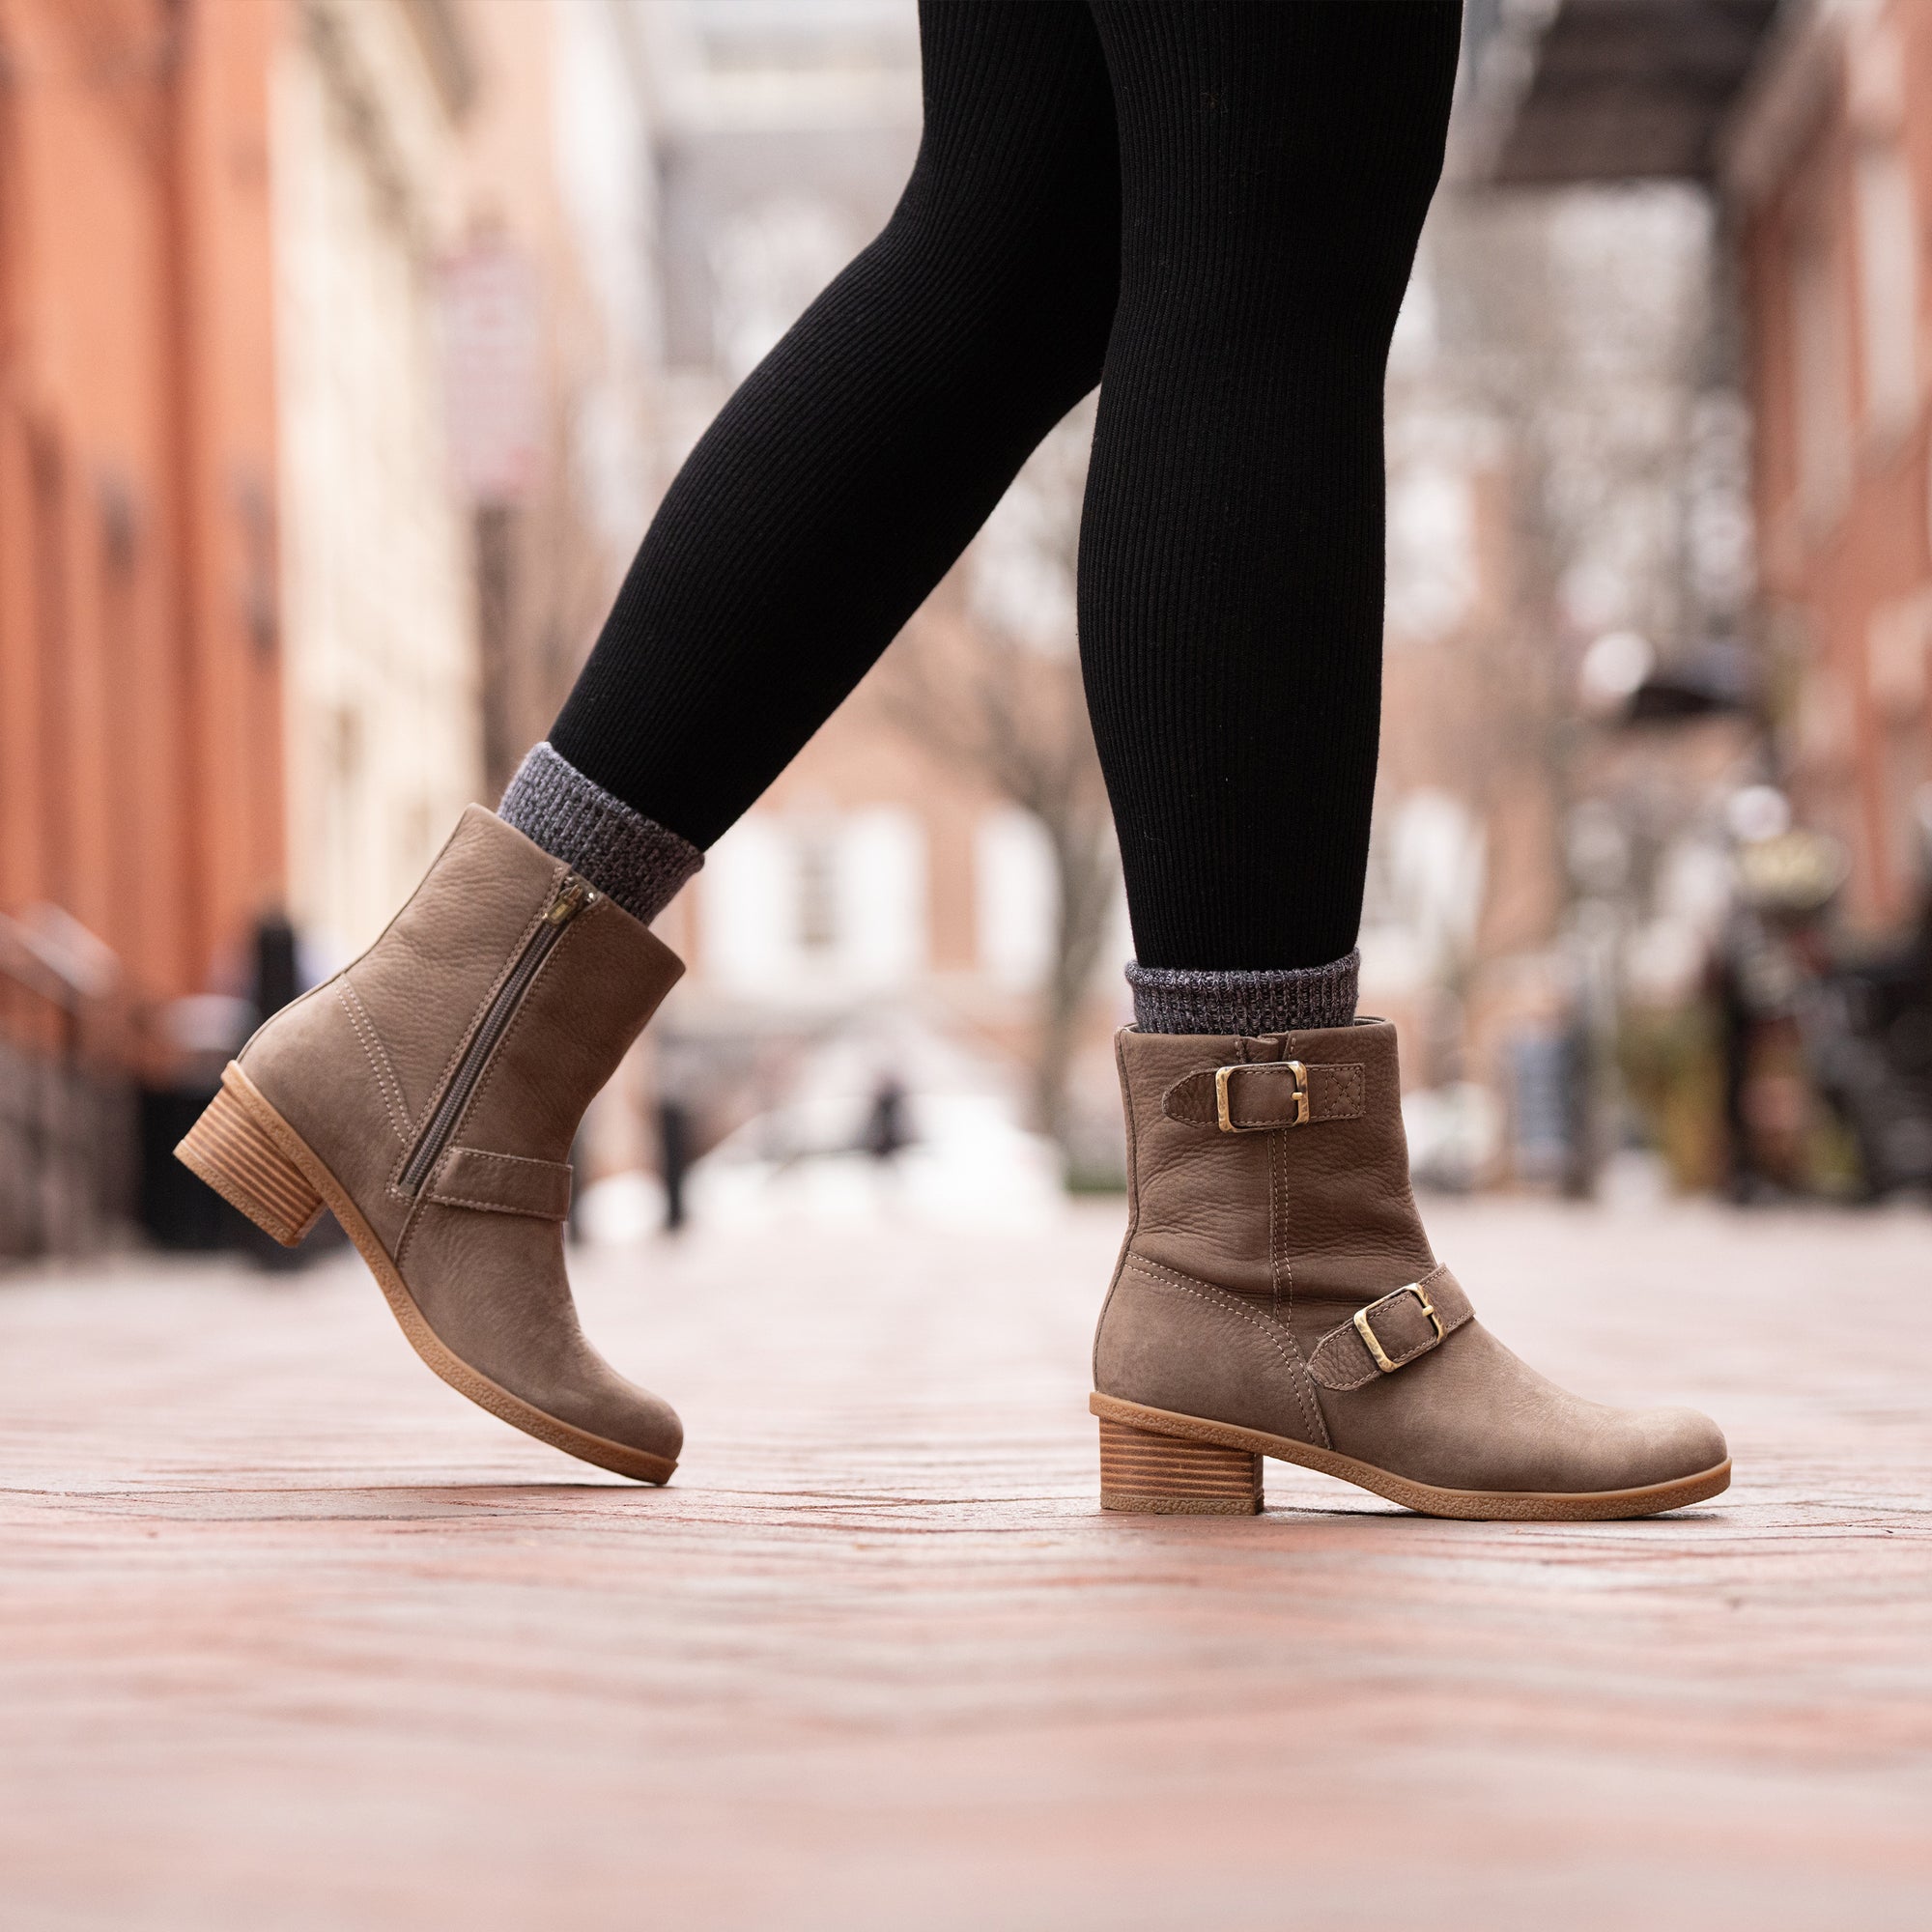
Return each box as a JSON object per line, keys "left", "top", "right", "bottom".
{"left": 1213, "top": 1060, "right": 1309, "bottom": 1133}
{"left": 1352, "top": 1282, "right": 1445, "bottom": 1374}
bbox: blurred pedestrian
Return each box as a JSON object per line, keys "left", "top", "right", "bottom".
{"left": 657, "top": 1096, "right": 692, "bottom": 1236}
{"left": 182, "top": 3, "right": 1725, "bottom": 1520}
{"left": 862, "top": 1077, "right": 910, "bottom": 1163}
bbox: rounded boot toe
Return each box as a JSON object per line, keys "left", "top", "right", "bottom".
{"left": 613, "top": 1386, "right": 684, "bottom": 1465}
{"left": 1574, "top": 1403, "right": 1727, "bottom": 1493}
{"left": 548, "top": 1362, "right": 683, "bottom": 1467}
{"left": 1632, "top": 1405, "right": 1727, "bottom": 1487}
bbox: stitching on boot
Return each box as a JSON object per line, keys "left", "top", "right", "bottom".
{"left": 1124, "top": 1257, "right": 1328, "bottom": 1448}
{"left": 338, "top": 980, "right": 411, "bottom": 1145}
{"left": 1330, "top": 1065, "right": 1364, "bottom": 1117}
{"left": 1268, "top": 1124, "right": 1308, "bottom": 1424}
{"left": 441, "top": 1148, "right": 566, "bottom": 1173}
{"left": 1123, "top": 1255, "right": 1329, "bottom": 1448}
{"left": 426, "top": 1193, "right": 555, "bottom": 1216}
{"left": 1266, "top": 1130, "right": 1279, "bottom": 1320}
{"left": 395, "top": 1191, "right": 426, "bottom": 1267}
{"left": 425, "top": 1148, "right": 572, "bottom": 1217}
{"left": 1268, "top": 1130, "right": 1289, "bottom": 1321}
{"left": 1094, "top": 1037, "right": 1145, "bottom": 1390}
{"left": 1270, "top": 1037, "right": 1317, "bottom": 1435}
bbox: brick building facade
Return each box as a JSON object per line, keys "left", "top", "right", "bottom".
{"left": 0, "top": 0, "right": 284, "bottom": 1043}
{"left": 1727, "top": 0, "right": 1932, "bottom": 933}
{"left": 1469, "top": 0, "right": 1932, "bottom": 938}
{"left": 0, "top": 0, "right": 284, "bottom": 1249}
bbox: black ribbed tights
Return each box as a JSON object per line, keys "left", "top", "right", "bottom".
{"left": 551, "top": 1, "right": 1461, "bottom": 972}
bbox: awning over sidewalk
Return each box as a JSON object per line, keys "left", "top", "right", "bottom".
{"left": 1462, "top": 0, "right": 1782, "bottom": 184}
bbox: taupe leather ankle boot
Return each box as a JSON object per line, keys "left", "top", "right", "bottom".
{"left": 177, "top": 808, "right": 685, "bottom": 1482}
{"left": 1092, "top": 1022, "right": 1730, "bottom": 1520}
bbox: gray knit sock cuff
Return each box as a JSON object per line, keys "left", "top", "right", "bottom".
{"left": 1126, "top": 951, "right": 1360, "bottom": 1037}
{"left": 497, "top": 742, "right": 702, "bottom": 927}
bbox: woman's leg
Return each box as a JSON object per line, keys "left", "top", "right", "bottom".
{"left": 1080, "top": 1, "right": 1462, "bottom": 1030}
{"left": 1080, "top": 4, "right": 1724, "bottom": 1526}
{"left": 504, "top": 1, "right": 1120, "bottom": 919}
{"left": 183, "top": 3, "right": 1122, "bottom": 1483}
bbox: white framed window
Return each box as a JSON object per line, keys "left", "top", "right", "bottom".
{"left": 1854, "top": 143, "right": 1919, "bottom": 441}
{"left": 975, "top": 809, "right": 1056, "bottom": 991}
{"left": 702, "top": 808, "right": 926, "bottom": 998}
{"left": 1789, "top": 221, "right": 1854, "bottom": 526}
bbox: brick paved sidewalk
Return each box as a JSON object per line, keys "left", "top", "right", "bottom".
{"left": 1, "top": 1198, "right": 1928, "bottom": 1929}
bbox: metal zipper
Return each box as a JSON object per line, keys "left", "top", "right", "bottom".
{"left": 397, "top": 873, "right": 595, "bottom": 1196}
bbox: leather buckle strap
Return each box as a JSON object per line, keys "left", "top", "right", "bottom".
{"left": 424, "top": 1146, "right": 574, "bottom": 1221}
{"left": 1163, "top": 1060, "right": 1365, "bottom": 1131}
{"left": 1216, "top": 1061, "right": 1305, "bottom": 1131}
{"left": 1354, "top": 1282, "right": 1442, "bottom": 1371}
{"left": 1307, "top": 1265, "right": 1472, "bottom": 1391}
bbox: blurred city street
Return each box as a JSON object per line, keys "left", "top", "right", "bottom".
{"left": 3, "top": 1195, "right": 1928, "bottom": 1930}
{"left": 7, "top": 0, "right": 1932, "bottom": 1922}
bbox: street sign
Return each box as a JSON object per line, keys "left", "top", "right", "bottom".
{"left": 440, "top": 240, "right": 541, "bottom": 505}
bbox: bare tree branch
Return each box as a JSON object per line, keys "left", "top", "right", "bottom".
{"left": 876, "top": 403, "right": 1119, "bottom": 1148}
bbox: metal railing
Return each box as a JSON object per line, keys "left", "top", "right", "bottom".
{"left": 0, "top": 909, "right": 130, "bottom": 1262}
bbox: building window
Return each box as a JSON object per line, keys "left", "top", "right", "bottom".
{"left": 796, "top": 828, "right": 838, "bottom": 954}
{"left": 29, "top": 435, "right": 70, "bottom": 895}
{"left": 975, "top": 809, "right": 1055, "bottom": 992}
{"left": 1853, "top": 144, "right": 1919, "bottom": 441}
{"left": 1386, "top": 460, "right": 1476, "bottom": 643}
{"left": 1788, "top": 221, "right": 1853, "bottom": 527}
{"left": 702, "top": 808, "right": 927, "bottom": 999}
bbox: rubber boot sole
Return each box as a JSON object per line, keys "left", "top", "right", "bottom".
{"left": 178, "top": 1064, "right": 676, "bottom": 1485}
{"left": 1093, "top": 1391, "right": 1730, "bottom": 1521}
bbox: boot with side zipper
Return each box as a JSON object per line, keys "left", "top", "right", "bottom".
{"left": 176, "top": 806, "right": 685, "bottom": 1482}
{"left": 1092, "top": 1020, "right": 1730, "bottom": 1520}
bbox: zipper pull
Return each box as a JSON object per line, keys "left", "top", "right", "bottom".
{"left": 546, "top": 875, "right": 595, "bottom": 924}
